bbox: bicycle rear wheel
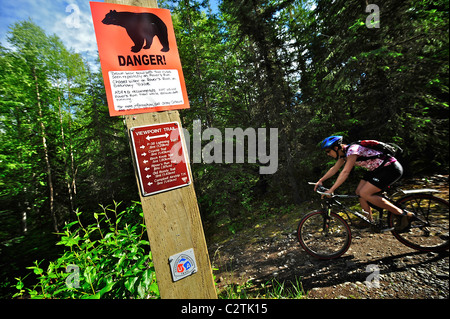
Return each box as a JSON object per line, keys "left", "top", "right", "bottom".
{"left": 389, "top": 194, "right": 449, "bottom": 252}
{"left": 297, "top": 210, "right": 351, "bottom": 259}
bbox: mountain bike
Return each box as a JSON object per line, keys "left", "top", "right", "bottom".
{"left": 297, "top": 182, "right": 449, "bottom": 259}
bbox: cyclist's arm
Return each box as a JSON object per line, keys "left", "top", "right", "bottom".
{"left": 328, "top": 154, "right": 357, "bottom": 193}
{"left": 315, "top": 157, "right": 346, "bottom": 190}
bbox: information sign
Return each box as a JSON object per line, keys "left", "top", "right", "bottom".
{"left": 130, "top": 122, "right": 191, "bottom": 196}
{"left": 90, "top": 2, "right": 190, "bottom": 116}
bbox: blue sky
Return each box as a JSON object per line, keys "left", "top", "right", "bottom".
{"left": 1, "top": 0, "right": 100, "bottom": 68}
{"left": 0, "top": 0, "right": 220, "bottom": 70}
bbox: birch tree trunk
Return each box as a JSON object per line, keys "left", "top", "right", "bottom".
{"left": 32, "top": 66, "right": 58, "bottom": 232}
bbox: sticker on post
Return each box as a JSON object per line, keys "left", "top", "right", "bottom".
{"left": 169, "top": 249, "right": 197, "bottom": 282}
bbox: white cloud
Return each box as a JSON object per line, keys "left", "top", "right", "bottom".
{"left": 50, "top": 0, "right": 100, "bottom": 71}
{"left": 0, "top": 0, "right": 101, "bottom": 70}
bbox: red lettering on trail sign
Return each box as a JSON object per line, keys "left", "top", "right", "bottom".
{"left": 130, "top": 122, "right": 191, "bottom": 196}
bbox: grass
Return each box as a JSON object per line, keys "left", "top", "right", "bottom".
{"left": 218, "top": 277, "right": 307, "bottom": 299}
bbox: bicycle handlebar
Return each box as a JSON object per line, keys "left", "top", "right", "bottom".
{"left": 308, "top": 182, "right": 359, "bottom": 199}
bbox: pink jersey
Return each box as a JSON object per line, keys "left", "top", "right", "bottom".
{"left": 345, "top": 144, "right": 397, "bottom": 171}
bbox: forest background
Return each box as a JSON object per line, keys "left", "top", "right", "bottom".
{"left": 0, "top": 0, "right": 448, "bottom": 298}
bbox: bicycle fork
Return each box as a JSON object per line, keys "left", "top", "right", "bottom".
{"left": 321, "top": 209, "right": 332, "bottom": 235}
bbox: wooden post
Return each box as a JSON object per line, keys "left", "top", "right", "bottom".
{"left": 104, "top": 0, "right": 217, "bottom": 299}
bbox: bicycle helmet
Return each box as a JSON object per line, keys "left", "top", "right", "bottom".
{"left": 320, "top": 135, "right": 343, "bottom": 149}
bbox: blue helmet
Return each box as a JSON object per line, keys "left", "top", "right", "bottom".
{"left": 320, "top": 135, "right": 343, "bottom": 149}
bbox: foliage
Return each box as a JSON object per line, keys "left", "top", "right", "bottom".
{"left": 13, "top": 202, "right": 159, "bottom": 299}
{"left": 1, "top": 0, "right": 448, "bottom": 298}
{"left": 218, "top": 277, "right": 306, "bottom": 299}
{"left": 300, "top": 0, "right": 449, "bottom": 173}
{"left": 0, "top": 20, "right": 136, "bottom": 239}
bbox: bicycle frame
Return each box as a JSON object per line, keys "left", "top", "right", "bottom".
{"left": 312, "top": 183, "right": 442, "bottom": 230}
{"left": 320, "top": 194, "right": 378, "bottom": 228}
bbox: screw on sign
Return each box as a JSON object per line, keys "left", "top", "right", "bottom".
{"left": 130, "top": 122, "right": 191, "bottom": 196}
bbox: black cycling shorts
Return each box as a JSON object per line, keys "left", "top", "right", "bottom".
{"left": 362, "top": 161, "right": 403, "bottom": 190}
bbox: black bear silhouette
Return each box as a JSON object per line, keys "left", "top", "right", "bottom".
{"left": 102, "top": 10, "right": 170, "bottom": 53}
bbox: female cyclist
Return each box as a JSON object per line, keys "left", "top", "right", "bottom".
{"left": 314, "top": 135, "right": 415, "bottom": 229}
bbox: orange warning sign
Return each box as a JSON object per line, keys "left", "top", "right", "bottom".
{"left": 90, "top": 2, "right": 190, "bottom": 116}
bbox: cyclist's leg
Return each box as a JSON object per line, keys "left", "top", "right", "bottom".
{"left": 359, "top": 182, "right": 404, "bottom": 216}
{"left": 356, "top": 180, "right": 374, "bottom": 221}
{"left": 359, "top": 162, "right": 413, "bottom": 218}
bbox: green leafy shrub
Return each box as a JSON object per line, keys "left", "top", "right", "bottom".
{"left": 14, "top": 202, "right": 159, "bottom": 299}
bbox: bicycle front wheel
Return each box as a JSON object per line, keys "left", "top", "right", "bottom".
{"left": 297, "top": 210, "right": 351, "bottom": 259}
{"left": 389, "top": 194, "right": 449, "bottom": 252}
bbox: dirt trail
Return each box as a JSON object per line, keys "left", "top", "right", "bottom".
{"left": 208, "top": 174, "right": 449, "bottom": 299}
